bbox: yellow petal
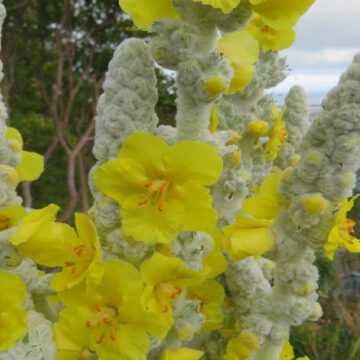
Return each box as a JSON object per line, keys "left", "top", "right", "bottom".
{"left": 251, "top": 0, "right": 315, "bottom": 31}
{"left": 242, "top": 172, "right": 285, "bottom": 220}
{"left": 97, "top": 259, "right": 143, "bottom": 302}
{"left": 0, "top": 272, "right": 27, "bottom": 351}
{"left": 224, "top": 215, "right": 274, "bottom": 261}
{"left": 0, "top": 205, "right": 27, "bottom": 231}
{"left": 179, "top": 182, "right": 219, "bottom": 233}
{"left": 187, "top": 280, "right": 224, "bottom": 331}
{"left": 218, "top": 31, "right": 259, "bottom": 94}
{"left": 17, "top": 150, "right": 44, "bottom": 181}
{"left": 246, "top": 13, "right": 296, "bottom": 51}
{"left": 205, "top": 75, "right": 229, "bottom": 98}
{"left": 200, "top": 248, "right": 228, "bottom": 278}
{"left": 225, "top": 332, "right": 259, "bottom": 359}
{"left": 119, "top": 0, "right": 179, "bottom": 29}
{"left": 121, "top": 192, "right": 185, "bottom": 244}
{"left": 16, "top": 221, "right": 79, "bottom": 267}
{"left": 93, "top": 158, "right": 149, "bottom": 205}
{"left": 119, "top": 132, "right": 170, "bottom": 174}
{"left": 9, "top": 204, "right": 60, "bottom": 246}
{"left": 167, "top": 141, "right": 223, "bottom": 185}
{"left": 141, "top": 252, "right": 198, "bottom": 286}
{"left": 161, "top": 348, "right": 204, "bottom": 360}
{"left": 5, "top": 127, "right": 23, "bottom": 146}
{"left": 6, "top": 127, "right": 23, "bottom": 152}
{"left": 280, "top": 340, "right": 295, "bottom": 360}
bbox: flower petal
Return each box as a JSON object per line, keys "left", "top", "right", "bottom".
{"left": 121, "top": 193, "right": 185, "bottom": 244}
{"left": 166, "top": 141, "right": 223, "bottom": 185}
{"left": 218, "top": 31, "right": 259, "bottom": 94}
{"left": 178, "top": 182, "right": 219, "bottom": 233}
{"left": 252, "top": 0, "right": 315, "bottom": 30}
{"left": 119, "top": 0, "right": 179, "bottom": 29}
{"left": 94, "top": 158, "right": 149, "bottom": 205}
{"left": 119, "top": 132, "right": 170, "bottom": 175}
{"left": 17, "top": 150, "right": 44, "bottom": 181}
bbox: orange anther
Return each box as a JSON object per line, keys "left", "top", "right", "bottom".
{"left": 103, "top": 317, "right": 110, "bottom": 324}
{"left": 145, "top": 182, "right": 153, "bottom": 188}
{"left": 96, "top": 335, "right": 104, "bottom": 344}
{"left": 96, "top": 306, "right": 101, "bottom": 312}
{"left": 110, "top": 333, "right": 116, "bottom": 341}
{"left": 163, "top": 306, "right": 168, "bottom": 313}
{"left": 138, "top": 198, "right": 149, "bottom": 206}
{"left": 86, "top": 320, "right": 91, "bottom": 328}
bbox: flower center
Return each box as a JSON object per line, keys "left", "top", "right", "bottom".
{"left": 86, "top": 305, "right": 117, "bottom": 344}
{"left": 138, "top": 179, "right": 169, "bottom": 212}
{"left": 277, "top": 126, "right": 288, "bottom": 144}
{"left": 0, "top": 215, "right": 11, "bottom": 231}
{"left": 155, "top": 283, "right": 182, "bottom": 313}
{"left": 260, "top": 24, "right": 276, "bottom": 36}
{"left": 64, "top": 244, "right": 92, "bottom": 274}
{"left": 340, "top": 218, "right": 356, "bottom": 244}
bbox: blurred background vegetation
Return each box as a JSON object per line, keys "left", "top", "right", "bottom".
{"left": 2, "top": 1, "right": 360, "bottom": 358}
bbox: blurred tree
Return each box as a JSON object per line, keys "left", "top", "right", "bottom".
{"left": 1, "top": 0, "right": 176, "bottom": 221}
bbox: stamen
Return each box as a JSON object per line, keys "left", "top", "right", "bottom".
{"left": 74, "top": 245, "right": 86, "bottom": 256}
{"left": 138, "top": 179, "right": 169, "bottom": 211}
{"left": 96, "top": 335, "right": 104, "bottom": 344}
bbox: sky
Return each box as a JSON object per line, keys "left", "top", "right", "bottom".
{"left": 273, "top": 0, "right": 360, "bottom": 102}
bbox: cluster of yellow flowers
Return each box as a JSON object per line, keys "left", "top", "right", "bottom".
{"left": 3, "top": 128, "right": 358, "bottom": 359}
{"left": 2, "top": 1, "right": 360, "bottom": 359}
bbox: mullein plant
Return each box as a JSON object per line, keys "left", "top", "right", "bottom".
{"left": 1, "top": 0, "right": 360, "bottom": 359}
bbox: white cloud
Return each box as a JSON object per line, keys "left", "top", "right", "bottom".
{"left": 273, "top": 74, "right": 340, "bottom": 94}
{"left": 272, "top": 0, "right": 359, "bottom": 96}
{"left": 283, "top": 47, "right": 359, "bottom": 67}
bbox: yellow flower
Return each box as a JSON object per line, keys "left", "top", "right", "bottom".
{"left": 0, "top": 271, "right": 27, "bottom": 351}
{"left": 280, "top": 340, "right": 294, "bottom": 360}
{"left": 0, "top": 205, "right": 27, "bottom": 231}
{"left": 218, "top": 31, "right": 259, "bottom": 94}
{"left": 94, "top": 132, "right": 223, "bottom": 244}
{"left": 161, "top": 348, "right": 204, "bottom": 360}
{"left": 141, "top": 252, "right": 200, "bottom": 333}
{"left": 6, "top": 127, "right": 44, "bottom": 182}
{"left": 224, "top": 213, "right": 274, "bottom": 261}
{"left": 221, "top": 332, "right": 259, "bottom": 360}
{"left": 57, "top": 260, "right": 162, "bottom": 360}
{"left": 264, "top": 104, "right": 287, "bottom": 160}
{"left": 242, "top": 172, "right": 287, "bottom": 220}
{"left": 248, "top": 120, "right": 269, "bottom": 137}
{"left": 249, "top": 0, "right": 316, "bottom": 31}
{"left": 246, "top": 13, "right": 296, "bottom": 51}
{"left": 119, "top": 0, "right": 240, "bottom": 29}
{"left": 324, "top": 196, "right": 360, "bottom": 260}
{"left": 187, "top": 279, "right": 225, "bottom": 331}
{"left": 9, "top": 205, "right": 103, "bottom": 291}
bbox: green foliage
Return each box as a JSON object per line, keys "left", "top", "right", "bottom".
{"left": 291, "top": 321, "right": 360, "bottom": 360}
